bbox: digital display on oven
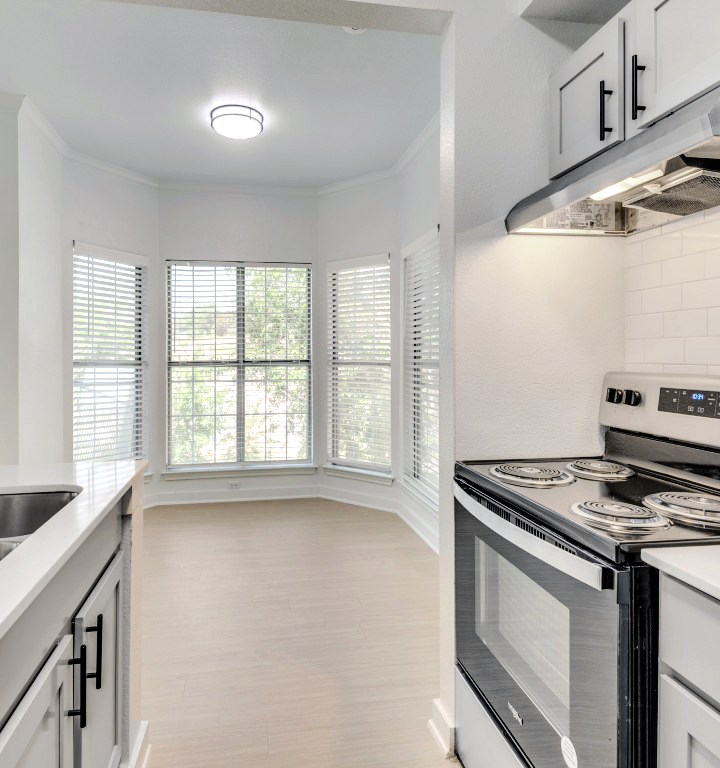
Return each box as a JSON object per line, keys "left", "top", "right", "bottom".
{"left": 658, "top": 387, "right": 720, "bottom": 418}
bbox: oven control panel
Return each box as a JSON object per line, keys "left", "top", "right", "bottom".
{"left": 600, "top": 372, "right": 720, "bottom": 449}
{"left": 658, "top": 387, "right": 720, "bottom": 419}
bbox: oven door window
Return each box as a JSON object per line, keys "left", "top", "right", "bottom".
{"left": 476, "top": 538, "right": 570, "bottom": 735}
{"left": 455, "top": 496, "right": 620, "bottom": 768}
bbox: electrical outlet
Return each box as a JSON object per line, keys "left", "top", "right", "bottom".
{"left": 227, "top": 480, "right": 242, "bottom": 490}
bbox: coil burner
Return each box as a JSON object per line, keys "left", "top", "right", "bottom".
{"left": 571, "top": 500, "right": 672, "bottom": 533}
{"left": 489, "top": 464, "right": 575, "bottom": 488}
{"left": 566, "top": 459, "right": 635, "bottom": 482}
{"left": 644, "top": 492, "right": 720, "bottom": 529}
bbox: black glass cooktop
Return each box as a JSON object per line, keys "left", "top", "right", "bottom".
{"left": 455, "top": 458, "right": 720, "bottom": 563}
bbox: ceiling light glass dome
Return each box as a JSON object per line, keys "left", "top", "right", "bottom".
{"left": 210, "top": 105, "right": 263, "bottom": 140}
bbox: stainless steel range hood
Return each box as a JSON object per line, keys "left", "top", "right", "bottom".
{"left": 506, "top": 88, "right": 720, "bottom": 236}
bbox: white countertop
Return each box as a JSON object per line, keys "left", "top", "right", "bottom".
{"left": 0, "top": 460, "right": 146, "bottom": 641}
{"left": 642, "top": 545, "right": 720, "bottom": 602}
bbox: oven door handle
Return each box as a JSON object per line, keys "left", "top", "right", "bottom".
{"left": 454, "top": 483, "right": 611, "bottom": 592}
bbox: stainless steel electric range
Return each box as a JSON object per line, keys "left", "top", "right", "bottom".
{"left": 453, "top": 372, "right": 720, "bottom": 768}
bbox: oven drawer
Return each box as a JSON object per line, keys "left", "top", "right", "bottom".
{"left": 455, "top": 667, "right": 530, "bottom": 768}
{"left": 659, "top": 574, "right": 720, "bottom": 708}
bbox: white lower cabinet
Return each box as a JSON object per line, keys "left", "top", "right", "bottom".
{"left": 73, "top": 552, "right": 124, "bottom": 768}
{"left": 658, "top": 574, "right": 720, "bottom": 768}
{"left": 0, "top": 635, "right": 75, "bottom": 767}
{"left": 659, "top": 675, "right": 720, "bottom": 768}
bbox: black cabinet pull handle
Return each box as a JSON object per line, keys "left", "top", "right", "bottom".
{"left": 68, "top": 644, "right": 87, "bottom": 728}
{"left": 600, "top": 80, "right": 613, "bottom": 141}
{"left": 86, "top": 613, "right": 103, "bottom": 690}
{"left": 632, "top": 55, "right": 646, "bottom": 120}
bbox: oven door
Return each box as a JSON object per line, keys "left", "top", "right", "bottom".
{"left": 455, "top": 480, "right": 621, "bottom": 768}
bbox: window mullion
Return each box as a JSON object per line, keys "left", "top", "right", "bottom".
{"left": 237, "top": 265, "right": 245, "bottom": 463}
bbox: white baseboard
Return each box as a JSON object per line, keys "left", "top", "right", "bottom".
{"left": 127, "top": 719, "right": 151, "bottom": 768}
{"left": 144, "top": 486, "right": 440, "bottom": 552}
{"left": 429, "top": 697, "right": 455, "bottom": 757}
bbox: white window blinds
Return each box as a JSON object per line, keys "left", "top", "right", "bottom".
{"left": 403, "top": 233, "right": 440, "bottom": 502}
{"left": 73, "top": 244, "right": 147, "bottom": 461}
{"left": 167, "top": 262, "right": 312, "bottom": 468}
{"left": 327, "top": 255, "right": 391, "bottom": 472}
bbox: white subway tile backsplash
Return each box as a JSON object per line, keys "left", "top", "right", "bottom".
{"left": 709, "top": 308, "right": 720, "bottom": 336}
{"left": 627, "top": 262, "right": 662, "bottom": 292}
{"left": 625, "top": 291, "right": 642, "bottom": 315}
{"left": 662, "top": 213, "right": 705, "bottom": 235}
{"left": 625, "top": 241, "right": 643, "bottom": 268}
{"left": 642, "top": 232, "right": 681, "bottom": 264}
{"left": 644, "top": 338, "right": 684, "bottom": 364}
{"left": 663, "top": 309, "right": 707, "bottom": 338}
{"left": 682, "top": 218, "right": 720, "bottom": 254}
{"left": 661, "top": 253, "right": 705, "bottom": 285}
{"left": 641, "top": 285, "right": 681, "bottom": 313}
{"left": 682, "top": 278, "right": 720, "bottom": 309}
{"left": 625, "top": 217, "right": 720, "bottom": 372}
{"left": 626, "top": 313, "right": 663, "bottom": 339}
{"left": 625, "top": 363, "right": 664, "bottom": 373}
{"left": 685, "top": 337, "right": 720, "bottom": 365}
{"left": 706, "top": 249, "right": 720, "bottom": 279}
{"left": 663, "top": 364, "right": 709, "bottom": 374}
{"left": 625, "top": 339, "right": 644, "bottom": 363}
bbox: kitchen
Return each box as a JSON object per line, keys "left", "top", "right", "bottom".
{"left": 0, "top": 0, "right": 720, "bottom": 767}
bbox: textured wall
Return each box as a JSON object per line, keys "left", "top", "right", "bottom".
{"left": 455, "top": 219, "right": 625, "bottom": 461}
{"left": 624, "top": 211, "right": 720, "bottom": 376}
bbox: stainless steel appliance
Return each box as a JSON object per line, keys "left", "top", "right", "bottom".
{"left": 454, "top": 372, "right": 720, "bottom": 768}
{"left": 505, "top": 88, "right": 720, "bottom": 237}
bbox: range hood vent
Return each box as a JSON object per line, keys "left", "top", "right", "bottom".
{"left": 506, "top": 88, "right": 720, "bottom": 236}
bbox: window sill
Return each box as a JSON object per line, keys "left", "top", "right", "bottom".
{"left": 161, "top": 465, "right": 318, "bottom": 481}
{"left": 323, "top": 464, "right": 394, "bottom": 486}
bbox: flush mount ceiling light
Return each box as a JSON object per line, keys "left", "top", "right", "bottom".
{"left": 342, "top": 26, "right": 367, "bottom": 34}
{"left": 210, "top": 105, "right": 263, "bottom": 140}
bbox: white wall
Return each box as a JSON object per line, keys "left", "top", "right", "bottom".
{"left": 147, "top": 187, "right": 320, "bottom": 505}
{"left": 18, "top": 104, "right": 66, "bottom": 463}
{"left": 0, "top": 96, "right": 20, "bottom": 464}
{"left": 624, "top": 211, "right": 720, "bottom": 375}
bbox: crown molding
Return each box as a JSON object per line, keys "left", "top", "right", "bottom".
{"left": 158, "top": 180, "right": 317, "bottom": 198}
{"left": 66, "top": 150, "right": 159, "bottom": 188}
{"left": 19, "top": 98, "right": 70, "bottom": 157}
{"left": 0, "top": 93, "right": 24, "bottom": 113}
{"left": 394, "top": 111, "right": 440, "bottom": 174}
{"left": 318, "top": 111, "right": 440, "bottom": 197}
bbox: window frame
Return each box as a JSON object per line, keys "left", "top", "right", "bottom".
{"left": 165, "top": 260, "right": 313, "bottom": 470}
{"left": 326, "top": 253, "right": 392, "bottom": 474}
{"left": 72, "top": 241, "right": 148, "bottom": 462}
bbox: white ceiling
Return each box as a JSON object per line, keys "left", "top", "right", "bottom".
{"left": 0, "top": 0, "right": 441, "bottom": 187}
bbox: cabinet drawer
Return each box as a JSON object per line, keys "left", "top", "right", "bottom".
{"left": 660, "top": 574, "right": 720, "bottom": 707}
{"left": 659, "top": 674, "right": 720, "bottom": 768}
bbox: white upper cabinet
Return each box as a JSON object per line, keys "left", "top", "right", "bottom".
{"left": 549, "top": 19, "right": 625, "bottom": 178}
{"left": 635, "top": 0, "right": 720, "bottom": 128}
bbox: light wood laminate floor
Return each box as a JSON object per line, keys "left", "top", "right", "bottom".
{"left": 141, "top": 498, "right": 452, "bottom": 768}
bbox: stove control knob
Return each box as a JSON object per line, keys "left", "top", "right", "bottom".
{"left": 606, "top": 387, "right": 624, "bottom": 404}
{"left": 623, "top": 389, "right": 642, "bottom": 406}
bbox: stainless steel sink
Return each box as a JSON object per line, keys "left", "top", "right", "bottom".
{"left": 0, "top": 540, "right": 21, "bottom": 562}
{"left": 0, "top": 492, "right": 78, "bottom": 541}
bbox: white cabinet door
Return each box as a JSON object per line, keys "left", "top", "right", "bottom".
{"left": 659, "top": 674, "right": 720, "bottom": 768}
{"left": 549, "top": 18, "right": 624, "bottom": 178}
{"left": 0, "top": 635, "right": 75, "bottom": 768}
{"left": 635, "top": 0, "right": 720, "bottom": 127}
{"left": 73, "top": 553, "right": 124, "bottom": 768}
